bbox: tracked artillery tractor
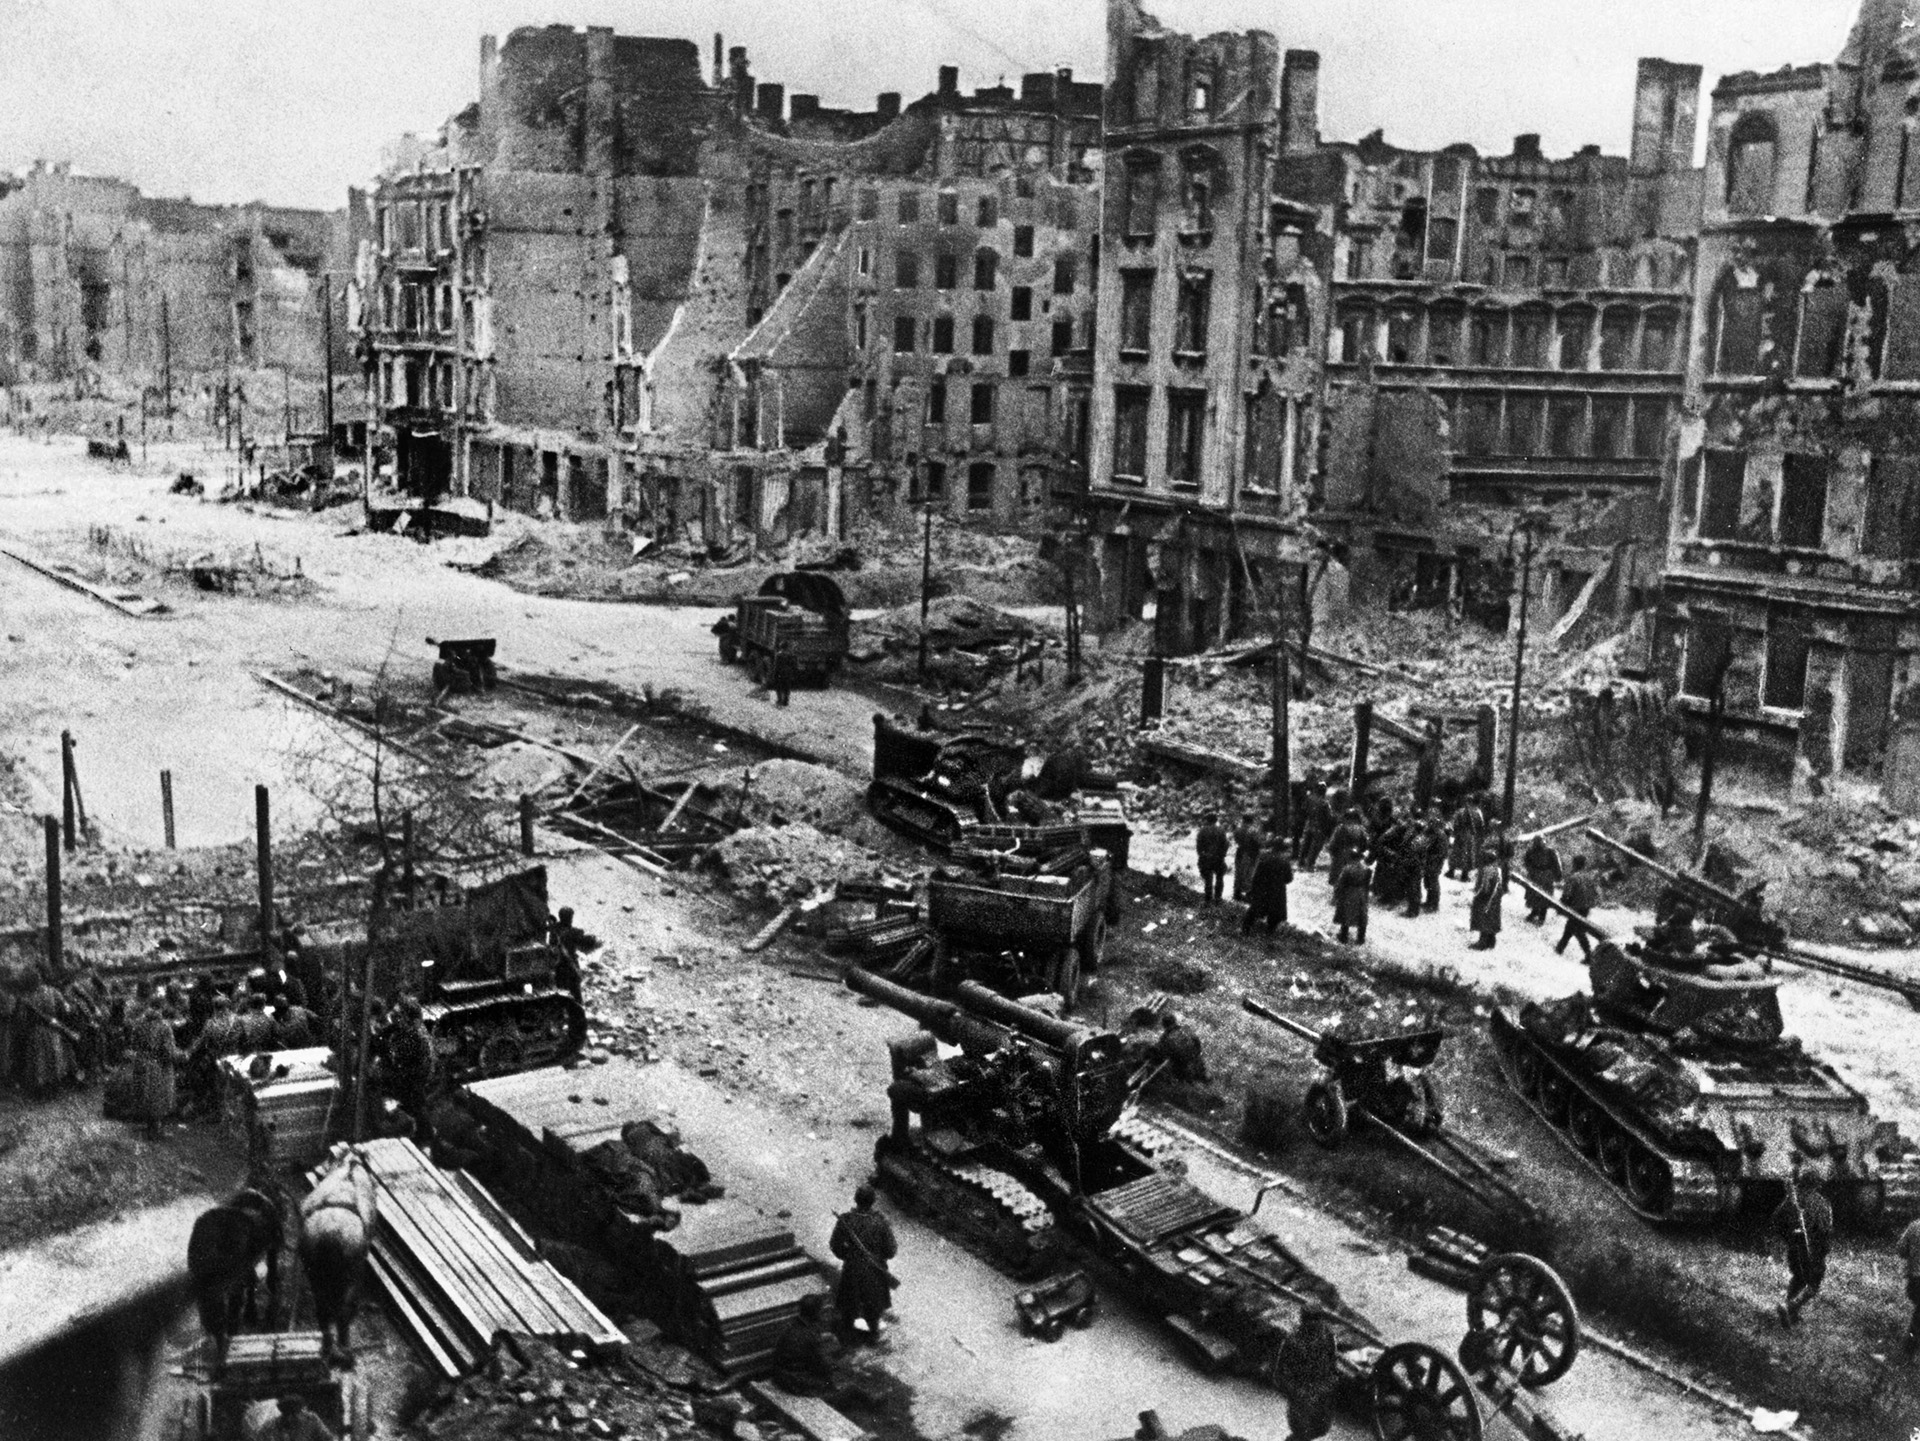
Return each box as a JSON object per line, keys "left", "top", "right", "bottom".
{"left": 1491, "top": 938, "right": 1920, "bottom": 1223}
{"left": 926, "top": 844, "right": 1113, "bottom": 1007}
{"left": 1242, "top": 997, "right": 1539, "bottom": 1223}
{"left": 848, "top": 966, "right": 1586, "bottom": 1441}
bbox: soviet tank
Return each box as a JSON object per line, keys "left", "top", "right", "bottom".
{"left": 1490, "top": 937, "right": 1920, "bottom": 1223}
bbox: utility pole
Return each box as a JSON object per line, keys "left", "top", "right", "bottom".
{"left": 917, "top": 506, "right": 934, "bottom": 680}
{"left": 283, "top": 368, "right": 292, "bottom": 448}
{"left": 1502, "top": 513, "right": 1548, "bottom": 826}
{"left": 1272, "top": 577, "right": 1291, "bottom": 839}
{"left": 321, "top": 273, "right": 336, "bottom": 452}
{"left": 160, "top": 294, "right": 173, "bottom": 424}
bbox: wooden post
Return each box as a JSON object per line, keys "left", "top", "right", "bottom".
{"left": 60, "top": 731, "right": 76, "bottom": 852}
{"left": 519, "top": 793, "right": 536, "bottom": 855}
{"left": 1503, "top": 524, "right": 1538, "bottom": 827}
{"left": 1273, "top": 644, "right": 1291, "bottom": 840}
{"left": 1350, "top": 700, "right": 1373, "bottom": 803}
{"left": 161, "top": 770, "right": 176, "bottom": 849}
{"left": 1063, "top": 551, "right": 1082, "bottom": 684}
{"left": 44, "top": 816, "right": 62, "bottom": 978}
{"left": 255, "top": 785, "right": 274, "bottom": 947}
{"left": 401, "top": 811, "right": 416, "bottom": 907}
{"left": 352, "top": 942, "right": 375, "bottom": 1143}
{"left": 1415, "top": 718, "right": 1442, "bottom": 813}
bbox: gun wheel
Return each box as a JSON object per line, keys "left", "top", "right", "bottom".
{"left": 1465, "top": 1252, "right": 1581, "bottom": 1387}
{"left": 1370, "top": 1341, "right": 1483, "bottom": 1441}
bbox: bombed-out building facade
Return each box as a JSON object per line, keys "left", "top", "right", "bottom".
{"left": 1655, "top": 0, "right": 1920, "bottom": 790}
{"left": 357, "top": 24, "right": 1107, "bottom": 540}
{"left": 1308, "top": 58, "right": 1702, "bottom": 640}
{"left": 1076, "top": 0, "right": 1330, "bottom": 652}
{"left": 0, "top": 160, "right": 349, "bottom": 417}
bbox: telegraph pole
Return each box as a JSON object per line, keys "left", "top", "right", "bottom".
{"left": 1272, "top": 580, "right": 1291, "bottom": 840}
{"left": 321, "top": 273, "right": 336, "bottom": 449}
{"left": 160, "top": 294, "right": 173, "bottom": 422}
{"left": 917, "top": 506, "right": 934, "bottom": 680}
{"left": 1502, "top": 516, "right": 1546, "bottom": 826}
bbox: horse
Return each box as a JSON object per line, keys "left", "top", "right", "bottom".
{"left": 300, "top": 1151, "right": 377, "bottom": 1367}
{"left": 185, "top": 1181, "right": 285, "bottom": 1371}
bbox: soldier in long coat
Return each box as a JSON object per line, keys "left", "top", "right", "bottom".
{"left": 1334, "top": 855, "right": 1373, "bottom": 945}
{"left": 1231, "top": 815, "right": 1263, "bottom": 903}
{"left": 127, "top": 993, "right": 186, "bottom": 1139}
{"left": 1326, "top": 810, "right": 1370, "bottom": 892}
{"left": 16, "top": 968, "right": 76, "bottom": 1095}
{"left": 829, "top": 1184, "right": 898, "bottom": 1342}
{"left": 1446, "top": 798, "right": 1483, "bottom": 879}
{"left": 1240, "top": 841, "right": 1293, "bottom": 938}
{"left": 1470, "top": 850, "right": 1507, "bottom": 950}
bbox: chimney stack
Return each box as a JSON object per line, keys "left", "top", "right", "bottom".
{"left": 938, "top": 65, "right": 959, "bottom": 101}
{"left": 1280, "top": 50, "right": 1320, "bottom": 155}
{"left": 1513, "top": 133, "right": 1543, "bottom": 160}
{"left": 756, "top": 82, "right": 786, "bottom": 123}
{"left": 713, "top": 34, "right": 723, "bottom": 89}
{"left": 877, "top": 92, "right": 902, "bottom": 120}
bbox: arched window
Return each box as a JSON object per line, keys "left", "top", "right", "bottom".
{"left": 1122, "top": 152, "right": 1160, "bottom": 238}
{"left": 1510, "top": 305, "right": 1551, "bottom": 367}
{"left": 1428, "top": 301, "right": 1465, "bottom": 367}
{"left": 1386, "top": 305, "right": 1419, "bottom": 364}
{"left": 1189, "top": 70, "right": 1213, "bottom": 114}
{"left": 1132, "top": 49, "right": 1160, "bottom": 123}
{"left": 1726, "top": 112, "right": 1779, "bottom": 216}
{"left": 1334, "top": 301, "right": 1375, "bottom": 364}
{"left": 1795, "top": 279, "right": 1846, "bottom": 379}
{"left": 1641, "top": 309, "right": 1680, "bottom": 371}
{"left": 1468, "top": 307, "right": 1506, "bottom": 367}
{"left": 1179, "top": 147, "right": 1221, "bottom": 235}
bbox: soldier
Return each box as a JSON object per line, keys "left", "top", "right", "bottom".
{"left": 1469, "top": 848, "right": 1506, "bottom": 951}
{"left": 126, "top": 989, "right": 186, "bottom": 1141}
{"left": 770, "top": 1292, "right": 840, "bottom": 1397}
{"left": 1420, "top": 806, "right": 1448, "bottom": 913}
{"left": 1151, "top": 1012, "right": 1210, "bottom": 1084}
{"left": 258, "top": 1395, "right": 336, "bottom": 1441}
{"left": 15, "top": 966, "right": 77, "bottom": 1096}
{"left": 1446, "top": 796, "right": 1483, "bottom": 880}
{"left": 233, "top": 992, "right": 277, "bottom": 1054}
{"left": 772, "top": 646, "right": 796, "bottom": 708}
{"left": 1522, "top": 833, "right": 1563, "bottom": 924}
{"left": 1231, "top": 814, "right": 1263, "bottom": 903}
{"left": 1297, "top": 781, "right": 1334, "bottom": 873}
{"left": 1555, "top": 858, "right": 1599, "bottom": 959}
{"left": 1326, "top": 809, "right": 1370, "bottom": 893}
{"left": 1241, "top": 837, "right": 1292, "bottom": 939}
{"left": 1276, "top": 1306, "right": 1340, "bottom": 1441}
{"left": 385, "top": 997, "right": 439, "bottom": 1148}
{"left": 1773, "top": 1171, "right": 1833, "bottom": 1328}
{"left": 829, "top": 1184, "right": 898, "bottom": 1343}
{"left": 1195, "top": 814, "right": 1230, "bottom": 904}
{"left": 274, "top": 989, "right": 320, "bottom": 1050}
{"left": 189, "top": 993, "right": 240, "bottom": 1117}
{"left": 1334, "top": 850, "right": 1373, "bottom": 946}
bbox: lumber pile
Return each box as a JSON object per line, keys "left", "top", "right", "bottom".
{"left": 658, "top": 1203, "right": 825, "bottom": 1375}
{"left": 318, "top": 1138, "right": 625, "bottom": 1378}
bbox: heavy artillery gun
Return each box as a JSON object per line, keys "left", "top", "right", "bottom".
{"left": 848, "top": 967, "right": 1589, "bottom": 1441}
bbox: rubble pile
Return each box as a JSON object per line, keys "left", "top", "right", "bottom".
{"left": 409, "top": 1332, "right": 805, "bottom": 1441}
{"left": 708, "top": 822, "right": 886, "bottom": 902}
{"left": 729, "top": 759, "right": 885, "bottom": 846}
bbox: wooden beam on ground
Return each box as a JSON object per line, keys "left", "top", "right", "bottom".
{"left": 1137, "top": 735, "right": 1267, "bottom": 786}
{"left": 1512, "top": 876, "right": 1606, "bottom": 940}
{"left": 742, "top": 904, "right": 800, "bottom": 954}
{"left": 254, "top": 672, "right": 433, "bottom": 763}
{"left": 743, "top": 1381, "right": 875, "bottom": 1441}
{"left": 1514, "top": 814, "right": 1594, "bottom": 845}
{"left": 559, "top": 723, "right": 644, "bottom": 809}
{"left": 656, "top": 780, "right": 700, "bottom": 835}
{"left": 559, "top": 814, "right": 675, "bottom": 879}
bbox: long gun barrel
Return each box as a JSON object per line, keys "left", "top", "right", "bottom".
{"left": 952, "top": 979, "right": 1100, "bottom": 1051}
{"left": 1584, "top": 827, "right": 1755, "bottom": 917}
{"left": 1242, "top": 994, "right": 1325, "bottom": 1045}
{"left": 844, "top": 966, "right": 1010, "bottom": 1054}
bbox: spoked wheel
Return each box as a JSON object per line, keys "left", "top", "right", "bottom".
{"left": 1596, "top": 1124, "right": 1630, "bottom": 1183}
{"left": 1566, "top": 1098, "right": 1603, "bottom": 1157}
{"left": 1079, "top": 913, "right": 1108, "bottom": 972}
{"left": 1371, "top": 1341, "right": 1484, "bottom": 1441}
{"left": 1622, "top": 1142, "right": 1674, "bottom": 1218}
{"left": 1463, "top": 1252, "right": 1581, "bottom": 1388}
{"left": 1304, "top": 1080, "right": 1349, "bottom": 1150}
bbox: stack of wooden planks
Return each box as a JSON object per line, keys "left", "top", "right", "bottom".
{"left": 462, "top": 1063, "right": 830, "bottom": 1377}
{"left": 315, "top": 1138, "right": 626, "bottom": 1377}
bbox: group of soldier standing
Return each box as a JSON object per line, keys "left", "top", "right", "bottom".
{"left": 1195, "top": 774, "right": 1604, "bottom": 956}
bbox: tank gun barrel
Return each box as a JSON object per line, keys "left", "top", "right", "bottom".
{"left": 1584, "top": 828, "right": 1752, "bottom": 916}
{"left": 1242, "top": 994, "right": 1323, "bottom": 1045}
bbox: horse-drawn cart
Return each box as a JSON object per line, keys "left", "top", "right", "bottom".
{"left": 169, "top": 1332, "right": 371, "bottom": 1441}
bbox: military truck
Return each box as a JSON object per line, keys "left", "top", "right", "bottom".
{"left": 713, "top": 572, "right": 850, "bottom": 687}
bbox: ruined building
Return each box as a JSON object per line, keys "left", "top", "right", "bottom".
{"left": 1078, "top": 0, "right": 1329, "bottom": 650}
{"left": 1654, "top": 0, "right": 1920, "bottom": 791}
{"left": 0, "top": 161, "right": 349, "bottom": 416}
{"left": 358, "top": 25, "right": 1104, "bottom": 539}
{"left": 1309, "top": 59, "right": 1702, "bottom": 634}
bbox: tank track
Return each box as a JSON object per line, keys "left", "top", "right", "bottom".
{"left": 425, "top": 989, "right": 587, "bottom": 1081}
{"left": 872, "top": 1135, "right": 1056, "bottom": 1277}
{"left": 866, "top": 779, "right": 967, "bottom": 851}
{"left": 1489, "top": 1013, "right": 1737, "bottom": 1224}
{"left": 1850, "top": 1153, "right": 1920, "bottom": 1223}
